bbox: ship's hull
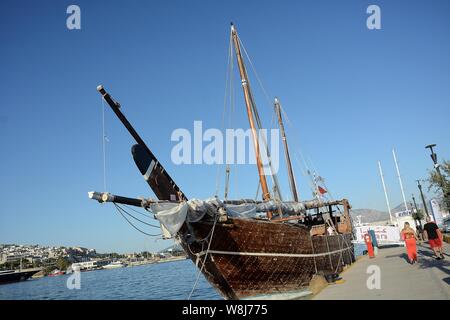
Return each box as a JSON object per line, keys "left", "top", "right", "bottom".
{"left": 103, "top": 264, "right": 126, "bottom": 269}
{"left": 180, "top": 217, "right": 354, "bottom": 300}
{"left": 0, "top": 270, "right": 39, "bottom": 285}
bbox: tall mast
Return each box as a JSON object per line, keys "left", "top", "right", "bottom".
{"left": 230, "top": 23, "right": 271, "bottom": 206}
{"left": 378, "top": 161, "right": 394, "bottom": 225}
{"left": 392, "top": 148, "right": 408, "bottom": 215}
{"left": 274, "top": 98, "right": 299, "bottom": 202}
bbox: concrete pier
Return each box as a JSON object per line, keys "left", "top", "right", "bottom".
{"left": 314, "top": 242, "right": 450, "bottom": 300}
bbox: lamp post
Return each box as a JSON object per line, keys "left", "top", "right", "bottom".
{"left": 411, "top": 194, "right": 423, "bottom": 229}
{"left": 425, "top": 144, "right": 447, "bottom": 195}
{"left": 416, "top": 180, "right": 429, "bottom": 217}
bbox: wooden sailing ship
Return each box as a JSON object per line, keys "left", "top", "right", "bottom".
{"left": 88, "top": 24, "right": 355, "bottom": 300}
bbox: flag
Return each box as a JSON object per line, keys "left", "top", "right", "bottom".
{"left": 318, "top": 186, "right": 327, "bottom": 195}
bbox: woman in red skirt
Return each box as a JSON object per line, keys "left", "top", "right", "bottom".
{"left": 401, "top": 222, "right": 419, "bottom": 264}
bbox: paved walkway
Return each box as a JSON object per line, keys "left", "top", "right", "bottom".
{"left": 314, "top": 242, "right": 450, "bottom": 300}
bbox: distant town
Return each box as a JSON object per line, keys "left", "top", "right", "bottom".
{"left": 0, "top": 243, "right": 187, "bottom": 273}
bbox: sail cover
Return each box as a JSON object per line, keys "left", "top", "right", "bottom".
{"left": 149, "top": 202, "right": 188, "bottom": 237}
{"left": 150, "top": 198, "right": 317, "bottom": 237}
{"left": 225, "top": 201, "right": 307, "bottom": 218}
{"left": 150, "top": 198, "right": 222, "bottom": 237}
{"left": 225, "top": 204, "right": 258, "bottom": 218}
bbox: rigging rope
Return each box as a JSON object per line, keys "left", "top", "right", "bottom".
{"left": 278, "top": 103, "right": 330, "bottom": 201}
{"left": 101, "top": 97, "right": 107, "bottom": 191}
{"left": 115, "top": 204, "right": 161, "bottom": 228}
{"left": 215, "top": 30, "right": 234, "bottom": 197}
{"left": 187, "top": 214, "right": 219, "bottom": 300}
{"left": 228, "top": 31, "right": 238, "bottom": 200}
{"left": 113, "top": 203, "right": 161, "bottom": 236}
{"left": 236, "top": 35, "right": 282, "bottom": 200}
{"left": 237, "top": 34, "right": 273, "bottom": 109}
{"left": 233, "top": 32, "right": 337, "bottom": 205}
{"left": 194, "top": 245, "right": 353, "bottom": 259}
{"left": 123, "top": 204, "right": 154, "bottom": 218}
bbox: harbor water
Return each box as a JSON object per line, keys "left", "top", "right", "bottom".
{"left": 0, "top": 259, "right": 220, "bottom": 300}
{"left": 1, "top": 245, "right": 368, "bottom": 300}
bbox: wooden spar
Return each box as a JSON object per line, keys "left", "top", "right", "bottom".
{"left": 230, "top": 24, "right": 272, "bottom": 211}
{"left": 88, "top": 191, "right": 144, "bottom": 207}
{"left": 96, "top": 85, "right": 187, "bottom": 201}
{"left": 88, "top": 190, "right": 350, "bottom": 212}
{"left": 274, "top": 98, "right": 299, "bottom": 202}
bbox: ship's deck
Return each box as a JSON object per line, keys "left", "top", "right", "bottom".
{"left": 313, "top": 242, "right": 450, "bottom": 300}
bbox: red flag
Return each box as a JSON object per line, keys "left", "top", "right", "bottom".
{"left": 318, "top": 186, "right": 327, "bottom": 195}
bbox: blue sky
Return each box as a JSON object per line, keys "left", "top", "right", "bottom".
{"left": 0, "top": 0, "right": 449, "bottom": 253}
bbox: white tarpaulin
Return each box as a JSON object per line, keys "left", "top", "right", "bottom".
{"left": 225, "top": 201, "right": 307, "bottom": 218}
{"left": 150, "top": 198, "right": 223, "bottom": 238}
{"left": 149, "top": 202, "right": 188, "bottom": 237}
{"left": 225, "top": 203, "right": 258, "bottom": 218}
{"left": 354, "top": 225, "right": 402, "bottom": 245}
{"left": 187, "top": 198, "right": 221, "bottom": 222}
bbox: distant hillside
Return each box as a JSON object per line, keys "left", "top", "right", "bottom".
{"left": 159, "top": 242, "right": 183, "bottom": 253}
{"left": 351, "top": 201, "right": 429, "bottom": 224}
{"left": 350, "top": 208, "right": 390, "bottom": 224}
{"left": 391, "top": 202, "right": 413, "bottom": 212}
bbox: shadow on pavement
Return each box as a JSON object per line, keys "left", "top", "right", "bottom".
{"left": 416, "top": 247, "right": 450, "bottom": 279}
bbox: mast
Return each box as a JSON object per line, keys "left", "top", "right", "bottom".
{"left": 392, "top": 148, "right": 408, "bottom": 215}
{"left": 378, "top": 161, "right": 394, "bottom": 225}
{"left": 274, "top": 98, "right": 299, "bottom": 202}
{"left": 230, "top": 24, "right": 271, "bottom": 208}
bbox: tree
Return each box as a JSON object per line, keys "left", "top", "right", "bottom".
{"left": 427, "top": 159, "right": 450, "bottom": 212}
{"left": 55, "top": 256, "right": 70, "bottom": 271}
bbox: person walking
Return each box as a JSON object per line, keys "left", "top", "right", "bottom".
{"left": 423, "top": 216, "right": 445, "bottom": 260}
{"left": 401, "top": 222, "right": 418, "bottom": 264}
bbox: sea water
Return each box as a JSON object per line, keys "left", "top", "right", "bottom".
{"left": 0, "top": 259, "right": 220, "bottom": 300}
{"left": 1, "top": 247, "right": 367, "bottom": 300}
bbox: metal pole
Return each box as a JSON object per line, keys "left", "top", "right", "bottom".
{"left": 416, "top": 180, "right": 430, "bottom": 217}
{"left": 425, "top": 144, "right": 448, "bottom": 199}
{"left": 392, "top": 148, "right": 409, "bottom": 215}
{"left": 411, "top": 194, "right": 419, "bottom": 213}
{"left": 411, "top": 194, "right": 423, "bottom": 229}
{"left": 378, "top": 161, "right": 394, "bottom": 225}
